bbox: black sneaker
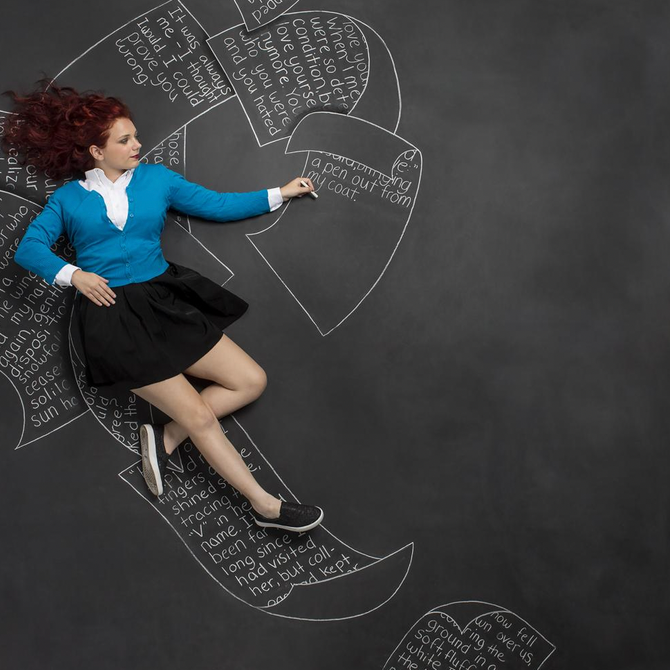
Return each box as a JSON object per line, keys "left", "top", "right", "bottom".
{"left": 140, "top": 423, "right": 170, "bottom": 497}
{"left": 252, "top": 501, "right": 324, "bottom": 533}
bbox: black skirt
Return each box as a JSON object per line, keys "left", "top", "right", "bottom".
{"left": 76, "top": 260, "right": 248, "bottom": 392}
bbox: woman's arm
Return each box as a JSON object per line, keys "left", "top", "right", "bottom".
{"left": 14, "top": 192, "right": 71, "bottom": 286}
{"left": 163, "top": 165, "right": 272, "bottom": 222}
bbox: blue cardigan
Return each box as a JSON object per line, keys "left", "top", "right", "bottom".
{"left": 14, "top": 162, "right": 272, "bottom": 287}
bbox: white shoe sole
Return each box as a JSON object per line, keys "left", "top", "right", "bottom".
{"left": 140, "top": 424, "right": 163, "bottom": 497}
{"left": 253, "top": 507, "right": 324, "bottom": 533}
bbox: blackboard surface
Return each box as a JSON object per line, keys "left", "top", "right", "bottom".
{"left": 1, "top": 2, "right": 669, "bottom": 669}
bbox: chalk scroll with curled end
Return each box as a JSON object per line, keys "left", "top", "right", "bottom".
{"left": 384, "top": 602, "right": 556, "bottom": 670}
{"left": 1, "top": 0, "right": 424, "bottom": 623}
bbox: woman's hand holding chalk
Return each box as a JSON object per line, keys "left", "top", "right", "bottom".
{"left": 280, "top": 177, "right": 318, "bottom": 201}
{"left": 300, "top": 180, "right": 319, "bottom": 199}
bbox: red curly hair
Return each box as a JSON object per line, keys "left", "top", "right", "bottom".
{"left": 1, "top": 76, "right": 133, "bottom": 180}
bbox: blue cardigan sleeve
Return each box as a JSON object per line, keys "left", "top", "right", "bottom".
{"left": 14, "top": 190, "right": 69, "bottom": 286}
{"left": 163, "top": 165, "right": 271, "bottom": 222}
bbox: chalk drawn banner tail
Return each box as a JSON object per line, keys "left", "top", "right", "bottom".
{"left": 0, "top": 191, "right": 87, "bottom": 449}
{"left": 118, "top": 415, "right": 413, "bottom": 619}
{"left": 263, "top": 542, "right": 413, "bottom": 620}
{"left": 233, "top": 0, "right": 301, "bottom": 33}
{"left": 247, "top": 112, "right": 422, "bottom": 335}
{"left": 383, "top": 601, "right": 556, "bottom": 670}
{"left": 50, "top": 0, "right": 235, "bottom": 156}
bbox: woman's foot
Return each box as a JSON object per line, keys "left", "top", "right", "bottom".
{"left": 140, "top": 423, "right": 171, "bottom": 497}
{"left": 252, "top": 501, "right": 324, "bottom": 533}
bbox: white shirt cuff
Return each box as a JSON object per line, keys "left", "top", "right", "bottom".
{"left": 54, "top": 263, "right": 81, "bottom": 287}
{"left": 267, "top": 187, "right": 284, "bottom": 212}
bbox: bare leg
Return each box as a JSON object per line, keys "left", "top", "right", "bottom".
{"left": 131, "top": 371, "right": 280, "bottom": 519}
{"left": 161, "top": 382, "right": 257, "bottom": 455}
{"left": 160, "top": 334, "right": 267, "bottom": 455}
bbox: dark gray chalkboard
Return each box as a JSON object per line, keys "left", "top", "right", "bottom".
{"left": 1, "top": 1, "right": 669, "bottom": 669}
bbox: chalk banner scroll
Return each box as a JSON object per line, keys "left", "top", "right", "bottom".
{"left": 1, "top": 0, "right": 420, "bottom": 622}
{"left": 384, "top": 601, "right": 556, "bottom": 670}
{"left": 0, "top": 191, "right": 86, "bottom": 448}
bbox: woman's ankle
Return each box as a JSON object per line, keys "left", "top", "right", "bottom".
{"left": 162, "top": 422, "right": 184, "bottom": 455}
{"left": 251, "top": 494, "right": 281, "bottom": 519}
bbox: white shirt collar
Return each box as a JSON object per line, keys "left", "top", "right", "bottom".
{"left": 83, "top": 167, "right": 135, "bottom": 188}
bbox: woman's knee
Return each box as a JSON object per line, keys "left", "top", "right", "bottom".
{"left": 185, "top": 400, "right": 219, "bottom": 434}
{"left": 244, "top": 365, "right": 267, "bottom": 400}
{"left": 131, "top": 374, "right": 219, "bottom": 434}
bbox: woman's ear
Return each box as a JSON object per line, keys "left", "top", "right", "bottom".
{"left": 88, "top": 144, "right": 103, "bottom": 160}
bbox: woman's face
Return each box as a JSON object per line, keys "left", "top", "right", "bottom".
{"left": 89, "top": 117, "right": 142, "bottom": 175}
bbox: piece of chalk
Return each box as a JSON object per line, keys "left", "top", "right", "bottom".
{"left": 300, "top": 180, "right": 319, "bottom": 199}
